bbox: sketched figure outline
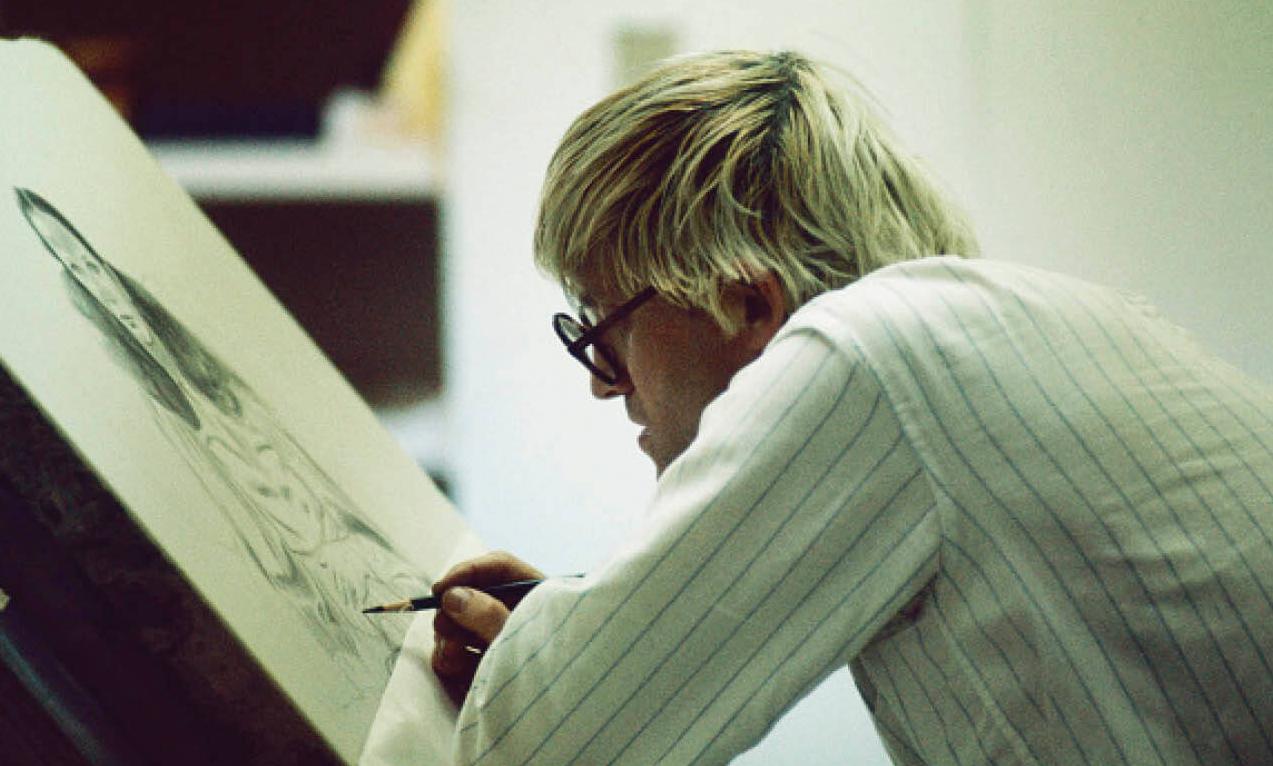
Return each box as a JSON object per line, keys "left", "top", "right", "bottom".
{"left": 15, "top": 187, "right": 424, "bottom": 692}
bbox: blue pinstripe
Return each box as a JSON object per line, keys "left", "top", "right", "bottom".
{"left": 687, "top": 549, "right": 943, "bottom": 763}
{"left": 912, "top": 267, "right": 1227, "bottom": 760}
{"left": 873, "top": 711, "right": 929, "bottom": 765}
{"left": 861, "top": 299, "right": 1139, "bottom": 762}
{"left": 583, "top": 403, "right": 906, "bottom": 764}
{"left": 933, "top": 267, "right": 1251, "bottom": 760}
{"left": 468, "top": 346, "right": 845, "bottom": 759}
{"left": 925, "top": 573, "right": 1063, "bottom": 765}
{"left": 892, "top": 641, "right": 972, "bottom": 766}
{"left": 1109, "top": 301, "right": 1273, "bottom": 552}
{"left": 639, "top": 469, "right": 927, "bottom": 765}
{"left": 458, "top": 342, "right": 828, "bottom": 736}
{"left": 550, "top": 387, "right": 890, "bottom": 764}
{"left": 1054, "top": 283, "right": 1273, "bottom": 754}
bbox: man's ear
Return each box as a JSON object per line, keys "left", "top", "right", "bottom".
{"left": 733, "top": 271, "right": 789, "bottom": 355}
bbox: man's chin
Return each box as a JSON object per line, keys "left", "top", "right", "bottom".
{"left": 638, "top": 428, "right": 652, "bottom": 453}
{"left": 638, "top": 430, "right": 668, "bottom": 476}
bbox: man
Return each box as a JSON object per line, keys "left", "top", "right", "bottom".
{"left": 429, "top": 50, "right": 1273, "bottom": 764}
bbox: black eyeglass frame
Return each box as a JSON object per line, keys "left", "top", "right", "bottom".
{"left": 552, "top": 287, "right": 657, "bottom": 385}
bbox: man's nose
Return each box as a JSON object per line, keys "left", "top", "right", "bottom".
{"left": 591, "top": 370, "right": 632, "bottom": 399}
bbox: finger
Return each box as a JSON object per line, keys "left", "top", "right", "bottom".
{"left": 433, "top": 551, "right": 546, "bottom": 595}
{"left": 438, "top": 673, "right": 469, "bottom": 708}
{"left": 432, "top": 634, "right": 483, "bottom": 677}
{"left": 433, "top": 610, "right": 467, "bottom": 641}
{"left": 433, "top": 610, "right": 491, "bottom": 656}
{"left": 441, "top": 586, "right": 510, "bottom": 644}
{"left": 432, "top": 637, "right": 481, "bottom": 708}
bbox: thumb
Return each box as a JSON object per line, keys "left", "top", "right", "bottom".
{"left": 442, "top": 586, "right": 510, "bottom": 644}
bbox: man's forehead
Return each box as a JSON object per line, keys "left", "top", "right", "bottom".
{"left": 576, "top": 292, "right": 613, "bottom": 312}
{"left": 570, "top": 274, "right": 622, "bottom": 313}
{"left": 569, "top": 291, "right": 607, "bottom": 322}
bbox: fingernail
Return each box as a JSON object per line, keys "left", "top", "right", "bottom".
{"left": 443, "top": 587, "right": 471, "bottom": 615}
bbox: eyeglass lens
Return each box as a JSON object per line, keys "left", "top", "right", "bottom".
{"left": 554, "top": 314, "right": 620, "bottom": 383}
{"left": 553, "top": 287, "right": 655, "bottom": 385}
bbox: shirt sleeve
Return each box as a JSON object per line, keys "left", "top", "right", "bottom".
{"left": 452, "top": 319, "right": 942, "bottom": 765}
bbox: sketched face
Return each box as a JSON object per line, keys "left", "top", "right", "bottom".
{"left": 26, "top": 202, "right": 156, "bottom": 345}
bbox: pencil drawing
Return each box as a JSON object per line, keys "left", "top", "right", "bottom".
{"left": 15, "top": 187, "right": 423, "bottom": 693}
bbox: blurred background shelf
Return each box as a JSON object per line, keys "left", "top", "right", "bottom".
{"left": 149, "top": 137, "right": 437, "bottom": 202}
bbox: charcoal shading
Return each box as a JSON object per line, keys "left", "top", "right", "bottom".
{"left": 14, "top": 187, "right": 423, "bottom": 692}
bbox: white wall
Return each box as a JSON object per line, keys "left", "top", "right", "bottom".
{"left": 441, "top": 2, "right": 1272, "bottom": 763}
{"left": 964, "top": 0, "right": 1273, "bottom": 383}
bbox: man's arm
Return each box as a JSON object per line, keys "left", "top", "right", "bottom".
{"left": 449, "top": 322, "right": 941, "bottom": 764}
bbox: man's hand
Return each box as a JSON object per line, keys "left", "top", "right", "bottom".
{"left": 431, "top": 551, "right": 545, "bottom": 707}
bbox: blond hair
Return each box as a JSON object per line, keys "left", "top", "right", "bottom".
{"left": 534, "top": 50, "right": 979, "bottom": 332}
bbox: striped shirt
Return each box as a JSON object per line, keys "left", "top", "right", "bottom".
{"left": 452, "top": 257, "right": 1273, "bottom": 765}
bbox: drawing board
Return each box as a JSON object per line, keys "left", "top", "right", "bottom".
{"left": 0, "top": 39, "right": 480, "bottom": 762}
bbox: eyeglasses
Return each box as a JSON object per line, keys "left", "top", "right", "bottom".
{"left": 552, "top": 287, "right": 657, "bottom": 385}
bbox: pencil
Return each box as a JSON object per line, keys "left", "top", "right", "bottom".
{"left": 362, "top": 578, "right": 550, "bottom": 614}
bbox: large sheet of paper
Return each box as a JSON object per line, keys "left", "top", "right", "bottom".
{"left": 0, "top": 39, "right": 479, "bottom": 762}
